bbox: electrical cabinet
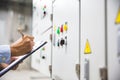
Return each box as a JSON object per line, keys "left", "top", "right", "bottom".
{"left": 32, "top": 0, "right": 120, "bottom": 80}
{"left": 81, "top": 0, "right": 106, "bottom": 80}
{"left": 107, "top": 0, "right": 120, "bottom": 80}
{"left": 32, "top": 0, "right": 52, "bottom": 77}
{"left": 52, "top": 0, "right": 80, "bottom": 80}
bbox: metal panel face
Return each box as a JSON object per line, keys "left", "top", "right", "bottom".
{"left": 32, "top": 0, "right": 52, "bottom": 77}
{"left": 81, "top": 0, "right": 106, "bottom": 80}
{"left": 107, "top": 0, "right": 120, "bottom": 80}
{"left": 52, "top": 0, "right": 79, "bottom": 80}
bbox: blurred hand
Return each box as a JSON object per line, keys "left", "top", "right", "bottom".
{"left": 10, "top": 35, "right": 34, "bottom": 56}
{"left": 0, "top": 57, "right": 20, "bottom": 70}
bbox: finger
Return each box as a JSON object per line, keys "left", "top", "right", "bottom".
{"left": 24, "top": 35, "right": 34, "bottom": 40}
{"left": 0, "top": 63, "right": 9, "bottom": 68}
{"left": 12, "top": 65, "right": 19, "bottom": 70}
{"left": 11, "top": 57, "right": 18, "bottom": 62}
{"left": 25, "top": 38, "right": 35, "bottom": 46}
{"left": 11, "top": 57, "right": 18, "bottom": 60}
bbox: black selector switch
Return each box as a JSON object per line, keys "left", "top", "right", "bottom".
{"left": 60, "top": 38, "right": 65, "bottom": 46}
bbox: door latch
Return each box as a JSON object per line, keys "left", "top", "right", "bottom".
{"left": 75, "top": 64, "right": 80, "bottom": 79}
{"left": 49, "top": 65, "right": 52, "bottom": 74}
{"left": 100, "top": 67, "right": 108, "bottom": 80}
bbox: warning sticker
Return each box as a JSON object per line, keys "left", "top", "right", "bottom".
{"left": 115, "top": 8, "right": 120, "bottom": 24}
{"left": 84, "top": 39, "right": 92, "bottom": 54}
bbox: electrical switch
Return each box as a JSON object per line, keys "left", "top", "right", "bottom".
{"left": 57, "top": 27, "right": 60, "bottom": 35}
{"left": 63, "top": 22, "right": 68, "bottom": 31}
{"left": 65, "top": 36, "right": 67, "bottom": 46}
{"left": 41, "top": 5, "right": 47, "bottom": 19}
{"left": 42, "top": 56, "right": 46, "bottom": 59}
{"left": 44, "top": 5, "right": 46, "bottom": 9}
{"left": 60, "top": 25, "right": 63, "bottom": 33}
{"left": 42, "top": 47, "right": 45, "bottom": 51}
{"left": 54, "top": 26, "right": 56, "bottom": 31}
{"left": 42, "top": 5, "right": 46, "bottom": 10}
{"left": 60, "top": 38, "right": 65, "bottom": 46}
{"left": 57, "top": 40, "right": 60, "bottom": 47}
{"left": 43, "top": 11, "right": 46, "bottom": 15}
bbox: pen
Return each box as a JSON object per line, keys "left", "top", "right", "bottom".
{"left": 17, "top": 28, "right": 24, "bottom": 38}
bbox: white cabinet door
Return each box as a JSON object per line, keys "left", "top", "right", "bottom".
{"left": 52, "top": 0, "right": 80, "bottom": 80}
{"left": 32, "top": 0, "right": 52, "bottom": 77}
{"left": 81, "top": 0, "right": 106, "bottom": 80}
{"left": 107, "top": 0, "right": 120, "bottom": 80}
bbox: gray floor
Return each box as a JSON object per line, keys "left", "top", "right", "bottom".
{"left": 0, "top": 70, "right": 51, "bottom": 80}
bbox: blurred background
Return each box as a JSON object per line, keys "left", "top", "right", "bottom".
{"left": 0, "top": 0, "right": 32, "bottom": 70}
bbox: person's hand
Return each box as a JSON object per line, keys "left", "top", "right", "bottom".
{"left": 10, "top": 35, "right": 34, "bottom": 56}
{"left": 0, "top": 57, "right": 20, "bottom": 70}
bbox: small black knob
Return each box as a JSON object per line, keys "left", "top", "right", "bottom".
{"left": 42, "top": 56, "right": 45, "bottom": 59}
{"left": 60, "top": 38, "right": 65, "bottom": 46}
